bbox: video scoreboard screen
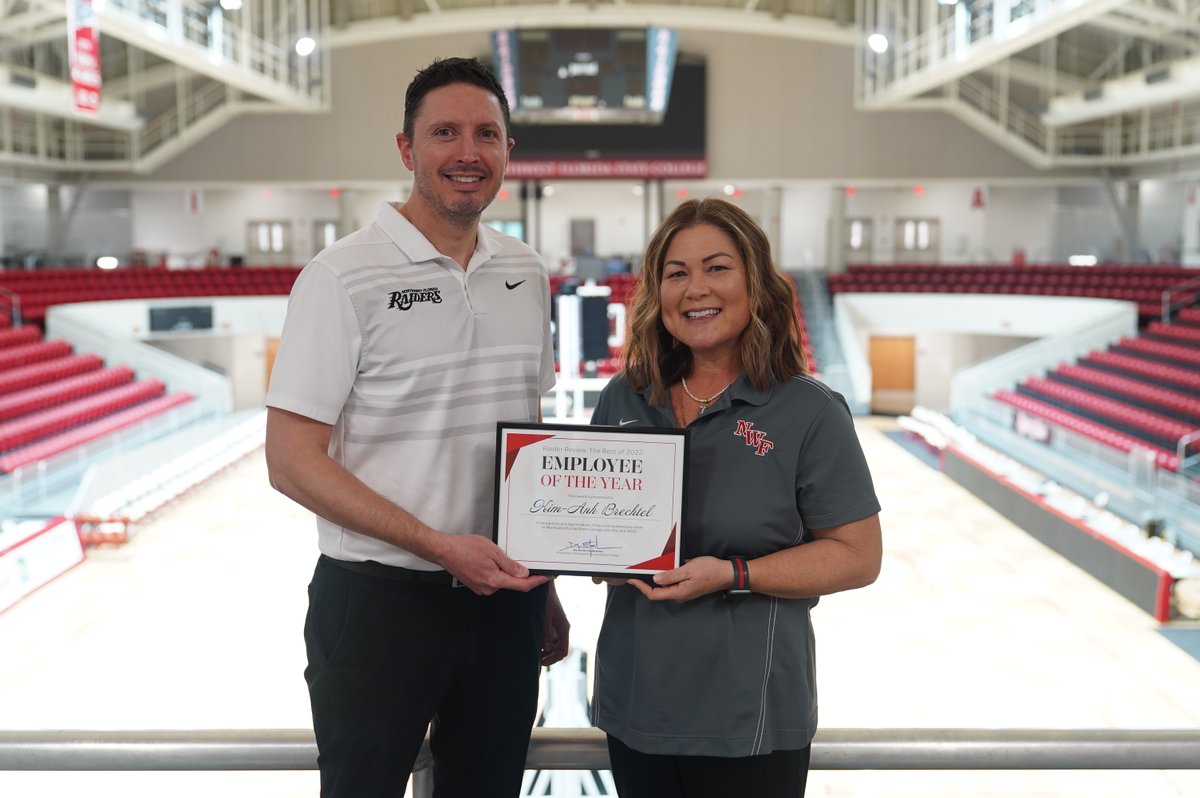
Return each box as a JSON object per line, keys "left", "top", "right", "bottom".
{"left": 491, "top": 27, "right": 679, "bottom": 124}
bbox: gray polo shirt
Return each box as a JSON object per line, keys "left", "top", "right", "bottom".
{"left": 590, "top": 373, "right": 880, "bottom": 757}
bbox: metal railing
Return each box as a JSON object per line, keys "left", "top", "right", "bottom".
{"left": 1161, "top": 275, "right": 1200, "bottom": 323}
{"left": 3, "top": 728, "right": 1199, "bottom": 772}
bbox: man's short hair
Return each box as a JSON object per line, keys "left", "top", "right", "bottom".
{"left": 403, "top": 57, "right": 511, "bottom": 140}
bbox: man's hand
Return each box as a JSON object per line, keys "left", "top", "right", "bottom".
{"left": 434, "top": 534, "right": 550, "bottom": 596}
{"left": 629, "top": 556, "right": 728, "bottom": 603}
{"left": 539, "top": 582, "right": 570, "bottom": 667}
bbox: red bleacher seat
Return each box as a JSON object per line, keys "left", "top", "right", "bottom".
{"left": 0, "top": 340, "right": 73, "bottom": 370}
{"left": 1054, "top": 364, "right": 1200, "bottom": 424}
{"left": 995, "top": 389, "right": 1179, "bottom": 471}
{"left": 0, "top": 379, "right": 166, "bottom": 451}
{"left": 0, "top": 392, "right": 194, "bottom": 473}
{"left": 0, "top": 366, "right": 136, "bottom": 422}
{"left": 1114, "top": 336, "right": 1200, "bottom": 367}
{"left": 1081, "top": 350, "right": 1200, "bottom": 394}
{"left": 1146, "top": 321, "right": 1200, "bottom": 345}
{"left": 0, "top": 326, "right": 42, "bottom": 349}
{"left": 0, "top": 354, "right": 104, "bottom": 396}
{"left": 1020, "top": 377, "right": 1195, "bottom": 448}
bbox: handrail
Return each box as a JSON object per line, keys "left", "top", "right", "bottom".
{"left": 0, "top": 286, "right": 22, "bottom": 328}
{"left": 1161, "top": 274, "right": 1200, "bottom": 324}
{"left": 2, "top": 728, "right": 1200, "bottom": 772}
{"left": 1179, "top": 429, "right": 1200, "bottom": 474}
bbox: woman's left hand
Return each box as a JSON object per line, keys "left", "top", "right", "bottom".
{"left": 630, "top": 556, "right": 730, "bottom": 602}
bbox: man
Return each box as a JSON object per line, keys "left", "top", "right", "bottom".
{"left": 264, "top": 57, "right": 569, "bottom": 798}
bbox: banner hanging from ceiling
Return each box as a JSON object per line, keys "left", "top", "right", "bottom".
{"left": 67, "top": 0, "right": 102, "bottom": 113}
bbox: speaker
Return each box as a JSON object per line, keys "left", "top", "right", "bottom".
{"left": 580, "top": 297, "right": 610, "bottom": 361}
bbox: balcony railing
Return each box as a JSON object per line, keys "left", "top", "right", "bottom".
{"left": 3, "top": 727, "right": 1198, "bottom": 772}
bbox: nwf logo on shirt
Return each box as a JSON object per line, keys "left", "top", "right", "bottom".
{"left": 387, "top": 287, "right": 443, "bottom": 311}
{"left": 734, "top": 420, "right": 775, "bottom": 456}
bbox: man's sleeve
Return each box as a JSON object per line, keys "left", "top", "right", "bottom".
{"left": 265, "top": 262, "right": 362, "bottom": 425}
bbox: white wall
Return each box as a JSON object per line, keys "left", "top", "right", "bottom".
{"left": 3, "top": 177, "right": 1189, "bottom": 271}
{"left": 0, "top": 184, "right": 133, "bottom": 265}
{"left": 915, "top": 332, "right": 1036, "bottom": 412}
{"left": 151, "top": 333, "right": 269, "bottom": 411}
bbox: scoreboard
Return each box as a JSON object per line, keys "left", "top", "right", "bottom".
{"left": 491, "top": 27, "right": 679, "bottom": 124}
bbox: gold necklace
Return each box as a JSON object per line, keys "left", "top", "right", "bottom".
{"left": 680, "top": 376, "right": 731, "bottom": 415}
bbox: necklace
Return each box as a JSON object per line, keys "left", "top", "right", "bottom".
{"left": 680, "top": 376, "right": 731, "bottom": 414}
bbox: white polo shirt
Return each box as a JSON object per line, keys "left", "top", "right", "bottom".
{"left": 266, "top": 202, "right": 556, "bottom": 569}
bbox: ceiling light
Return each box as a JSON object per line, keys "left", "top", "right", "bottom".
{"left": 219, "top": 0, "right": 243, "bottom": 9}
{"left": 96, "top": 256, "right": 119, "bottom": 270}
{"left": 867, "top": 34, "right": 889, "bottom": 54}
{"left": 295, "top": 37, "right": 316, "bottom": 57}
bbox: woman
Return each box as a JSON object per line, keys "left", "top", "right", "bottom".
{"left": 590, "top": 198, "right": 882, "bottom": 798}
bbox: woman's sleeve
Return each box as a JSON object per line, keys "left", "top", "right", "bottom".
{"left": 794, "top": 395, "right": 881, "bottom": 530}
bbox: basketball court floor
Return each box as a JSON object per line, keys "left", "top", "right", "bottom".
{"left": 1, "top": 417, "right": 1198, "bottom": 797}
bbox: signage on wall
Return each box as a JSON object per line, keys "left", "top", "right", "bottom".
{"left": 506, "top": 158, "right": 706, "bottom": 180}
{"left": 67, "top": 0, "right": 102, "bottom": 113}
{"left": 1014, "top": 410, "right": 1052, "bottom": 445}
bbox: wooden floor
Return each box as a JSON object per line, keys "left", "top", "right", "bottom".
{"left": 2, "top": 418, "right": 1199, "bottom": 797}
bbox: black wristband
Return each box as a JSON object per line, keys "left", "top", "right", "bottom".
{"left": 726, "top": 556, "right": 751, "bottom": 596}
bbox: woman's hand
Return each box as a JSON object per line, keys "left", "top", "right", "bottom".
{"left": 629, "top": 556, "right": 730, "bottom": 602}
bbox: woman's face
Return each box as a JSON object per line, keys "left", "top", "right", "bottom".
{"left": 658, "top": 223, "right": 752, "bottom": 365}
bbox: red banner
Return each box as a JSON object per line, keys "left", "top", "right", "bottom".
{"left": 505, "top": 158, "right": 707, "bottom": 180}
{"left": 68, "top": 0, "right": 102, "bottom": 114}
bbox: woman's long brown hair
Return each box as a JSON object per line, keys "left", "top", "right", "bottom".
{"left": 621, "top": 197, "right": 809, "bottom": 406}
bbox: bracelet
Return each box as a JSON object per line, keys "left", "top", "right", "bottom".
{"left": 726, "top": 556, "right": 751, "bottom": 596}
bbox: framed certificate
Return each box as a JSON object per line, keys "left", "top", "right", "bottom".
{"left": 494, "top": 422, "right": 690, "bottom": 578}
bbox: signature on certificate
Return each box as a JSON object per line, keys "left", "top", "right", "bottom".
{"left": 558, "top": 535, "right": 622, "bottom": 556}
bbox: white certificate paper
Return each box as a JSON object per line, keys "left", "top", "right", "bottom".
{"left": 494, "top": 422, "right": 690, "bottom": 577}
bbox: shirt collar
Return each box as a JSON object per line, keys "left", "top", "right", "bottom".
{"left": 373, "top": 201, "right": 498, "bottom": 269}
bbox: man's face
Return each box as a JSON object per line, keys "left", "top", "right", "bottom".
{"left": 397, "top": 83, "right": 513, "bottom": 228}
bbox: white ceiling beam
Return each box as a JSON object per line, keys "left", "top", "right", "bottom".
{"left": 326, "top": 5, "right": 859, "bottom": 49}
{"left": 986, "top": 58, "right": 1089, "bottom": 93}
{"left": 1042, "top": 50, "right": 1200, "bottom": 126}
{"left": 92, "top": 1, "right": 323, "bottom": 110}
{"left": 0, "top": 64, "right": 143, "bottom": 131}
{"left": 0, "top": 7, "right": 59, "bottom": 36}
{"left": 0, "top": 20, "right": 65, "bottom": 54}
{"left": 1091, "top": 13, "right": 1200, "bottom": 50}
{"left": 1118, "top": 0, "right": 1200, "bottom": 37}
{"left": 864, "top": 0, "right": 1132, "bottom": 107}
{"left": 104, "top": 63, "right": 182, "bottom": 99}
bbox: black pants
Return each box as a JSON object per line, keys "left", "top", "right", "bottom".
{"left": 304, "top": 556, "right": 548, "bottom": 798}
{"left": 606, "top": 734, "right": 810, "bottom": 798}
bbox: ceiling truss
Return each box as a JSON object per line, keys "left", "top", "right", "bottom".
{"left": 1, "top": 0, "right": 1199, "bottom": 175}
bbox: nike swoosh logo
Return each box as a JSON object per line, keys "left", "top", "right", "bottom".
{"left": 618, "top": 418, "right": 637, "bottom": 426}
{"left": 505, "top": 280, "right": 526, "bottom": 290}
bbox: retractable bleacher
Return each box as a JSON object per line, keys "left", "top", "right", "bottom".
{"left": 996, "top": 306, "right": 1200, "bottom": 474}
{"left": 0, "top": 266, "right": 300, "bottom": 325}
{"left": 0, "top": 329, "right": 192, "bottom": 474}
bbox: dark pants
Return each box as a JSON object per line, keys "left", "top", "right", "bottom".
{"left": 606, "top": 735, "right": 810, "bottom": 798}
{"left": 304, "top": 555, "right": 548, "bottom": 798}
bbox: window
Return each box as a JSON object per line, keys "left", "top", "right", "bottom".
{"left": 314, "top": 221, "right": 339, "bottom": 250}
{"left": 893, "top": 217, "right": 940, "bottom": 262}
{"left": 846, "top": 218, "right": 872, "bottom": 252}
{"left": 246, "top": 220, "right": 293, "bottom": 264}
{"left": 485, "top": 219, "right": 526, "bottom": 241}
